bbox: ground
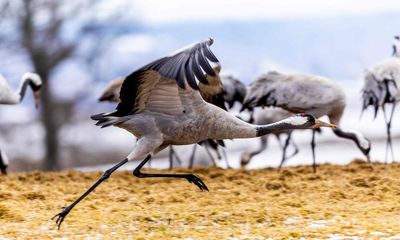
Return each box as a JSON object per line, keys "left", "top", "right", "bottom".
{"left": 1, "top": 160, "right": 400, "bottom": 239}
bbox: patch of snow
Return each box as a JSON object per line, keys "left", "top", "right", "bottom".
{"left": 308, "top": 219, "right": 333, "bottom": 229}
{"left": 284, "top": 217, "right": 300, "bottom": 225}
{"left": 327, "top": 234, "right": 361, "bottom": 240}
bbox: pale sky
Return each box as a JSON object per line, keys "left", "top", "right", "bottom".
{"left": 127, "top": 0, "right": 400, "bottom": 24}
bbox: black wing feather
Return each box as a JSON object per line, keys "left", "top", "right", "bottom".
{"left": 197, "top": 49, "right": 216, "bottom": 76}
{"left": 192, "top": 51, "right": 209, "bottom": 84}
{"left": 186, "top": 59, "right": 200, "bottom": 90}
{"left": 203, "top": 43, "right": 219, "bottom": 62}
{"left": 102, "top": 38, "right": 219, "bottom": 117}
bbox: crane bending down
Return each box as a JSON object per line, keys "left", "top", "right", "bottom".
{"left": 98, "top": 78, "right": 183, "bottom": 169}
{"left": 0, "top": 72, "right": 42, "bottom": 174}
{"left": 53, "top": 38, "right": 335, "bottom": 228}
{"left": 242, "top": 71, "right": 371, "bottom": 172}
{"left": 362, "top": 57, "right": 400, "bottom": 163}
{"left": 240, "top": 107, "right": 299, "bottom": 168}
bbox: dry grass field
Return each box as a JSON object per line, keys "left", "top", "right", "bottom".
{"left": 1, "top": 160, "right": 400, "bottom": 239}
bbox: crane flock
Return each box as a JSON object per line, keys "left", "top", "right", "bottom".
{"left": 0, "top": 36, "right": 398, "bottom": 229}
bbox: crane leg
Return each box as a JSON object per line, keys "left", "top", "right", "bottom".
{"left": 169, "top": 146, "right": 183, "bottom": 170}
{"left": 172, "top": 147, "right": 182, "bottom": 166}
{"left": 52, "top": 158, "right": 129, "bottom": 229}
{"left": 382, "top": 103, "right": 396, "bottom": 164}
{"left": 188, "top": 144, "right": 197, "bottom": 169}
{"left": 133, "top": 154, "right": 208, "bottom": 191}
{"left": 240, "top": 136, "right": 268, "bottom": 167}
{"left": 311, "top": 129, "right": 317, "bottom": 173}
{"left": 204, "top": 145, "right": 217, "bottom": 166}
{"left": 0, "top": 148, "right": 7, "bottom": 175}
{"left": 276, "top": 134, "right": 283, "bottom": 149}
{"left": 168, "top": 147, "right": 174, "bottom": 170}
{"left": 220, "top": 148, "right": 231, "bottom": 169}
{"left": 278, "top": 133, "right": 292, "bottom": 170}
{"left": 286, "top": 134, "right": 299, "bottom": 159}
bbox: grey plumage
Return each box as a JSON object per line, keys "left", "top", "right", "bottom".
{"left": 54, "top": 39, "right": 334, "bottom": 228}
{"left": 98, "top": 77, "right": 183, "bottom": 169}
{"left": 0, "top": 72, "right": 42, "bottom": 174}
{"left": 243, "top": 71, "right": 371, "bottom": 171}
{"left": 98, "top": 70, "right": 227, "bottom": 169}
{"left": 361, "top": 57, "right": 400, "bottom": 163}
{"left": 362, "top": 58, "right": 400, "bottom": 115}
{"left": 221, "top": 75, "right": 247, "bottom": 109}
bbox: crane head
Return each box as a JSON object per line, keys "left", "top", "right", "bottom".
{"left": 295, "top": 113, "right": 336, "bottom": 129}
{"left": 23, "top": 72, "right": 42, "bottom": 108}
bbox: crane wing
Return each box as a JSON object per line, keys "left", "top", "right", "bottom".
{"left": 93, "top": 38, "right": 220, "bottom": 122}
{"left": 116, "top": 38, "right": 220, "bottom": 117}
{"left": 199, "top": 66, "right": 227, "bottom": 111}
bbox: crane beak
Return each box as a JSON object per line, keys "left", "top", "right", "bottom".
{"left": 33, "top": 91, "right": 41, "bottom": 109}
{"left": 313, "top": 119, "right": 336, "bottom": 129}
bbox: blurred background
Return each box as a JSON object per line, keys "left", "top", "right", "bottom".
{"left": 1, "top": 0, "right": 400, "bottom": 172}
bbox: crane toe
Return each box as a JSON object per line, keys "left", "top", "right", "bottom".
{"left": 52, "top": 205, "right": 72, "bottom": 229}
{"left": 185, "top": 174, "right": 209, "bottom": 191}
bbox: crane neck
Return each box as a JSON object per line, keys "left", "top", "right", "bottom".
{"left": 332, "top": 128, "right": 370, "bottom": 155}
{"left": 17, "top": 76, "right": 32, "bottom": 103}
{"left": 255, "top": 121, "right": 295, "bottom": 137}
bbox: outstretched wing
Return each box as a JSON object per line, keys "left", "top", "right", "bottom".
{"left": 111, "top": 38, "right": 220, "bottom": 117}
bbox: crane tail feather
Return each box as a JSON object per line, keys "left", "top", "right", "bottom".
{"left": 91, "top": 112, "right": 127, "bottom": 128}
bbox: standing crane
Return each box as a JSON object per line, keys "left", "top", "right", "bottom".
{"left": 242, "top": 70, "right": 371, "bottom": 172}
{"left": 362, "top": 57, "right": 400, "bottom": 163}
{"left": 53, "top": 38, "right": 335, "bottom": 228}
{"left": 0, "top": 72, "right": 42, "bottom": 174}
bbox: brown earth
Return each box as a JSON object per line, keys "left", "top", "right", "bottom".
{"left": 1, "top": 160, "right": 400, "bottom": 239}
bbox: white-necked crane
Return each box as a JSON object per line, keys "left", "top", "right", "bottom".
{"left": 362, "top": 57, "right": 400, "bottom": 163}
{"left": 53, "top": 39, "right": 335, "bottom": 228}
{"left": 0, "top": 72, "right": 42, "bottom": 174}
{"left": 240, "top": 107, "right": 299, "bottom": 168}
{"left": 242, "top": 70, "right": 371, "bottom": 172}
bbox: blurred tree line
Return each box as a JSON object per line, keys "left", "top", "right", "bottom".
{"left": 0, "top": 0, "right": 137, "bottom": 170}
